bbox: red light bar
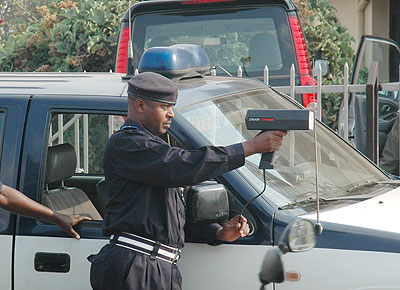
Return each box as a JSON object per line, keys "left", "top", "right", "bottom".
{"left": 289, "top": 15, "right": 317, "bottom": 108}
{"left": 261, "top": 118, "right": 275, "bottom": 122}
{"left": 182, "top": 0, "right": 234, "bottom": 4}
{"left": 288, "top": 16, "right": 311, "bottom": 76}
{"left": 116, "top": 25, "right": 130, "bottom": 74}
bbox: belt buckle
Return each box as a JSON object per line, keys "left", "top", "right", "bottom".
{"left": 150, "top": 241, "right": 161, "bottom": 261}
{"left": 172, "top": 248, "right": 181, "bottom": 264}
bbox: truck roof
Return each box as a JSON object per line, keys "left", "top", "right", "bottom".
{"left": 0, "top": 72, "right": 128, "bottom": 97}
{"left": 122, "top": 0, "right": 297, "bottom": 21}
{"left": 0, "top": 72, "right": 269, "bottom": 107}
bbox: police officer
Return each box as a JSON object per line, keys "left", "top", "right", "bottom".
{"left": 0, "top": 181, "right": 90, "bottom": 239}
{"left": 380, "top": 117, "right": 400, "bottom": 175}
{"left": 88, "top": 72, "right": 287, "bottom": 290}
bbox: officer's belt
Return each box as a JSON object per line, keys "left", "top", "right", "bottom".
{"left": 110, "top": 232, "right": 181, "bottom": 264}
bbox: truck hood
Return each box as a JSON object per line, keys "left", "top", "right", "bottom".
{"left": 302, "top": 186, "right": 400, "bottom": 234}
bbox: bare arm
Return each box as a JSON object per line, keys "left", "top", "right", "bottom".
{"left": 0, "top": 185, "right": 90, "bottom": 239}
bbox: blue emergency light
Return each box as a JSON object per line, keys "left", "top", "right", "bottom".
{"left": 138, "top": 44, "right": 210, "bottom": 80}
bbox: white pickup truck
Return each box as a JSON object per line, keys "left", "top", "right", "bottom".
{"left": 1, "top": 45, "right": 400, "bottom": 290}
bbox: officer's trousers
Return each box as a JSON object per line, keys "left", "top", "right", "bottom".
{"left": 88, "top": 244, "right": 182, "bottom": 290}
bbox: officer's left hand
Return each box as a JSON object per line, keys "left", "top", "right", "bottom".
{"left": 215, "top": 215, "right": 250, "bottom": 242}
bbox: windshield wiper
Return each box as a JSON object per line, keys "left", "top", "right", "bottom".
{"left": 346, "top": 180, "right": 378, "bottom": 193}
{"left": 212, "top": 65, "right": 233, "bottom": 77}
{"left": 346, "top": 179, "right": 400, "bottom": 193}
{"left": 279, "top": 180, "right": 400, "bottom": 210}
{"left": 278, "top": 194, "right": 371, "bottom": 210}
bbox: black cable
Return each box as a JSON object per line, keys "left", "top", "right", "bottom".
{"left": 243, "top": 62, "right": 250, "bottom": 77}
{"left": 240, "top": 169, "right": 267, "bottom": 222}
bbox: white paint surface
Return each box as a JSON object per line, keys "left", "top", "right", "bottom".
{"left": 304, "top": 186, "right": 400, "bottom": 233}
{"left": 0, "top": 235, "right": 12, "bottom": 290}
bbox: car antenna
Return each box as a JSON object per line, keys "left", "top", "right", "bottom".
{"left": 122, "top": 0, "right": 134, "bottom": 80}
{"left": 313, "top": 103, "right": 323, "bottom": 236}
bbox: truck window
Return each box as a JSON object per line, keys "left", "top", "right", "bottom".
{"left": 0, "top": 112, "right": 4, "bottom": 166}
{"left": 0, "top": 111, "right": 8, "bottom": 232}
{"left": 177, "top": 87, "right": 388, "bottom": 213}
{"left": 133, "top": 6, "right": 295, "bottom": 78}
{"left": 42, "top": 113, "right": 125, "bottom": 220}
{"left": 41, "top": 112, "right": 255, "bottom": 234}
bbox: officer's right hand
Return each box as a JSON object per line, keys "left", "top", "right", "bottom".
{"left": 53, "top": 212, "right": 91, "bottom": 240}
{"left": 242, "top": 131, "right": 287, "bottom": 157}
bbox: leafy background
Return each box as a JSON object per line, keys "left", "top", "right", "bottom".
{"left": 294, "top": 0, "right": 355, "bottom": 129}
{"left": 0, "top": 0, "right": 129, "bottom": 72}
{"left": 0, "top": 0, "right": 354, "bottom": 129}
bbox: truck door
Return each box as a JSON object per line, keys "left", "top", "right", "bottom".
{"left": 178, "top": 177, "right": 274, "bottom": 290}
{"left": 13, "top": 94, "right": 274, "bottom": 290}
{"left": 338, "top": 35, "right": 400, "bottom": 165}
{"left": 13, "top": 95, "right": 127, "bottom": 290}
{"left": 0, "top": 96, "right": 30, "bottom": 290}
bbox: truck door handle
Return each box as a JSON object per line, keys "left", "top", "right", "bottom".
{"left": 34, "top": 252, "right": 70, "bottom": 273}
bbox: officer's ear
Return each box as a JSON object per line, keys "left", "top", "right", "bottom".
{"left": 136, "top": 99, "right": 145, "bottom": 113}
{"left": 130, "top": 97, "right": 146, "bottom": 114}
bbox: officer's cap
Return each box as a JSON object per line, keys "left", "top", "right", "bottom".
{"left": 127, "top": 72, "right": 178, "bottom": 105}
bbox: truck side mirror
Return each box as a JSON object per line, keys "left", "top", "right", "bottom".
{"left": 259, "top": 219, "right": 316, "bottom": 286}
{"left": 312, "top": 59, "right": 329, "bottom": 77}
{"left": 186, "top": 181, "right": 229, "bottom": 223}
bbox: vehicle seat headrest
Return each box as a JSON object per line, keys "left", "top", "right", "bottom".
{"left": 46, "top": 143, "right": 77, "bottom": 184}
{"left": 249, "top": 33, "right": 282, "bottom": 70}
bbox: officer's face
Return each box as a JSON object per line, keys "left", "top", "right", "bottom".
{"left": 142, "top": 100, "right": 175, "bottom": 135}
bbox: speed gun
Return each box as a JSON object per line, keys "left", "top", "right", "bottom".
{"left": 245, "top": 109, "right": 314, "bottom": 169}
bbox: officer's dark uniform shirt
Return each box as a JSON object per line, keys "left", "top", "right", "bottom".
{"left": 102, "top": 118, "right": 245, "bottom": 248}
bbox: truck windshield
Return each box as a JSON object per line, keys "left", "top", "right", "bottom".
{"left": 132, "top": 6, "right": 295, "bottom": 82}
{"left": 176, "top": 87, "right": 389, "bottom": 214}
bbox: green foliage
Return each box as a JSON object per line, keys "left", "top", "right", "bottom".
{"left": 1, "top": 0, "right": 128, "bottom": 175}
{"left": 294, "top": 0, "right": 355, "bottom": 130}
{"left": 0, "top": 0, "right": 130, "bottom": 72}
{"left": 1, "top": 0, "right": 354, "bottom": 130}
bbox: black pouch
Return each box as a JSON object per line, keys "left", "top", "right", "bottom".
{"left": 87, "top": 244, "right": 113, "bottom": 264}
